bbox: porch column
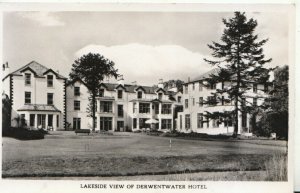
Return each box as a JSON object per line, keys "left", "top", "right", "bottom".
{"left": 35, "top": 114, "right": 38, "bottom": 129}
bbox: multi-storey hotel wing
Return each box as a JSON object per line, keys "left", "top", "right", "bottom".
{"left": 3, "top": 61, "right": 181, "bottom": 132}
{"left": 176, "top": 69, "right": 271, "bottom": 135}
{"left": 2, "top": 61, "right": 67, "bottom": 130}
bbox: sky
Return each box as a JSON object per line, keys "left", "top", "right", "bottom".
{"left": 3, "top": 10, "right": 290, "bottom": 86}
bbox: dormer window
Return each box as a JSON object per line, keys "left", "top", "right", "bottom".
{"left": 118, "top": 90, "right": 123, "bottom": 99}
{"left": 158, "top": 93, "right": 163, "bottom": 100}
{"left": 99, "top": 89, "right": 105, "bottom": 97}
{"left": 25, "top": 73, "right": 31, "bottom": 85}
{"left": 47, "top": 75, "right": 53, "bottom": 87}
{"left": 137, "top": 91, "right": 143, "bottom": 99}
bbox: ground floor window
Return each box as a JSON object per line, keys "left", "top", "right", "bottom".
{"left": 197, "top": 113, "right": 203, "bottom": 128}
{"left": 73, "top": 117, "right": 81, "bottom": 130}
{"left": 48, "top": 114, "right": 53, "bottom": 127}
{"left": 133, "top": 118, "right": 137, "bottom": 129}
{"left": 37, "top": 114, "right": 46, "bottom": 129}
{"left": 100, "top": 117, "right": 112, "bottom": 131}
{"left": 185, "top": 114, "right": 190, "bottom": 129}
{"left": 224, "top": 112, "right": 233, "bottom": 127}
{"left": 56, "top": 115, "right": 59, "bottom": 128}
{"left": 21, "top": 114, "right": 26, "bottom": 127}
{"left": 117, "top": 121, "right": 124, "bottom": 131}
{"left": 212, "top": 113, "right": 219, "bottom": 128}
{"left": 179, "top": 115, "right": 182, "bottom": 129}
{"left": 161, "top": 119, "right": 172, "bottom": 129}
{"left": 139, "top": 118, "right": 148, "bottom": 129}
{"left": 30, "top": 114, "right": 35, "bottom": 127}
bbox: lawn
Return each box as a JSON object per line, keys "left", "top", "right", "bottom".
{"left": 2, "top": 131, "right": 287, "bottom": 180}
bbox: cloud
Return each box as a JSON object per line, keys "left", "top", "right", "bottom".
{"left": 18, "top": 12, "right": 65, "bottom": 27}
{"left": 75, "top": 44, "right": 212, "bottom": 86}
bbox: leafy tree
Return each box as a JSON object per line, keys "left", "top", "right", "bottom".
{"left": 204, "top": 12, "right": 272, "bottom": 137}
{"left": 163, "top": 79, "right": 185, "bottom": 93}
{"left": 69, "top": 53, "right": 119, "bottom": 131}
{"left": 257, "top": 66, "right": 288, "bottom": 139}
{"left": 2, "top": 93, "right": 11, "bottom": 133}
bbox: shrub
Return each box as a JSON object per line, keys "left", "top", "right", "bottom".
{"left": 2, "top": 127, "right": 46, "bottom": 140}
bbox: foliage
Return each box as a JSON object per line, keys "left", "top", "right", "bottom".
{"left": 2, "top": 93, "right": 11, "bottom": 131}
{"left": 256, "top": 66, "right": 288, "bottom": 139}
{"left": 2, "top": 127, "right": 46, "bottom": 140}
{"left": 69, "top": 53, "right": 119, "bottom": 131}
{"left": 204, "top": 12, "right": 272, "bottom": 137}
{"left": 163, "top": 79, "right": 185, "bottom": 93}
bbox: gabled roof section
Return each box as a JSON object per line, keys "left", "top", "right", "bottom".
{"left": 43, "top": 68, "right": 66, "bottom": 79}
{"left": 19, "top": 67, "right": 38, "bottom": 76}
{"left": 4, "top": 61, "right": 66, "bottom": 80}
{"left": 155, "top": 87, "right": 166, "bottom": 93}
{"left": 135, "top": 86, "right": 146, "bottom": 92}
{"left": 115, "top": 84, "right": 126, "bottom": 91}
{"left": 187, "top": 68, "right": 220, "bottom": 84}
{"left": 66, "top": 77, "right": 89, "bottom": 88}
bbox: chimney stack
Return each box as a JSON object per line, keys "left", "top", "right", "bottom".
{"left": 117, "top": 75, "right": 124, "bottom": 86}
{"left": 158, "top": 78, "right": 164, "bottom": 88}
{"left": 2, "top": 62, "right": 9, "bottom": 78}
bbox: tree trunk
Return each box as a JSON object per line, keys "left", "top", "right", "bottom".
{"left": 233, "top": 96, "right": 239, "bottom": 137}
{"left": 92, "top": 93, "right": 96, "bottom": 132}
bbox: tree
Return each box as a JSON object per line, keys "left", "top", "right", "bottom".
{"left": 2, "top": 93, "right": 11, "bottom": 134}
{"left": 69, "top": 53, "right": 119, "bottom": 131}
{"left": 204, "top": 12, "right": 272, "bottom": 137}
{"left": 257, "top": 66, "right": 288, "bottom": 139}
{"left": 163, "top": 79, "right": 185, "bottom": 93}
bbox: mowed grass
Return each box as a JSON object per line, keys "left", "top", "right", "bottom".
{"left": 2, "top": 132, "right": 287, "bottom": 180}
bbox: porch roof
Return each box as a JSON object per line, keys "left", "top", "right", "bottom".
{"left": 17, "top": 104, "right": 61, "bottom": 112}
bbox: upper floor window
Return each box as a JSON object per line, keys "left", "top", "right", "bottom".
{"left": 25, "top": 92, "right": 31, "bottom": 104}
{"left": 210, "top": 83, "right": 216, "bottom": 90}
{"left": 161, "top": 104, "right": 172, "bottom": 114}
{"left": 199, "top": 81, "right": 203, "bottom": 91}
{"left": 99, "top": 89, "right": 105, "bottom": 97}
{"left": 158, "top": 93, "right": 163, "bottom": 100}
{"left": 137, "top": 91, "right": 143, "bottom": 99}
{"left": 100, "top": 101, "right": 113, "bottom": 113}
{"left": 47, "top": 93, "right": 53, "bottom": 105}
{"left": 47, "top": 75, "right": 53, "bottom": 87}
{"left": 253, "top": 98, "right": 257, "bottom": 106}
{"left": 139, "top": 103, "right": 150, "bottom": 114}
{"left": 253, "top": 84, "right": 258, "bottom": 93}
{"left": 118, "top": 104, "right": 124, "bottom": 117}
{"left": 133, "top": 102, "right": 137, "bottom": 113}
{"left": 185, "top": 99, "right": 189, "bottom": 109}
{"left": 199, "top": 97, "right": 203, "bottom": 107}
{"left": 197, "top": 113, "right": 203, "bottom": 128}
{"left": 207, "top": 96, "right": 217, "bottom": 106}
{"left": 74, "top": 87, "right": 80, "bottom": 96}
{"left": 185, "top": 85, "right": 188, "bottom": 94}
{"left": 192, "top": 83, "right": 195, "bottom": 90}
{"left": 185, "top": 114, "right": 190, "bottom": 129}
{"left": 192, "top": 98, "right": 195, "bottom": 106}
{"left": 177, "top": 96, "right": 181, "bottom": 103}
{"left": 25, "top": 73, "right": 31, "bottom": 85}
{"left": 74, "top": 100, "right": 80, "bottom": 110}
{"left": 118, "top": 90, "right": 123, "bottom": 99}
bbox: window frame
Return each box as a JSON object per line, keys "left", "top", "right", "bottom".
{"left": 47, "top": 93, "right": 54, "bottom": 105}
{"left": 47, "top": 75, "right": 54, "bottom": 87}
{"left": 25, "top": 91, "right": 31, "bottom": 104}
{"left": 74, "top": 100, "right": 80, "bottom": 111}
{"left": 25, "top": 73, "right": 31, "bottom": 86}
{"left": 74, "top": 87, "right": 80, "bottom": 96}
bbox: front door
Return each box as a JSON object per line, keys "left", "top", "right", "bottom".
{"left": 73, "top": 118, "right": 81, "bottom": 130}
{"left": 117, "top": 121, "right": 124, "bottom": 132}
{"left": 37, "top": 114, "right": 46, "bottom": 129}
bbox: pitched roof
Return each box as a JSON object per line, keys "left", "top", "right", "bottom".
{"left": 17, "top": 104, "right": 61, "bottom": 112}
{"left": 4, "top": 61, "right": 66, "bottom": 80}
{"left": 188, "top": 68, "right": 220, "bottom": 83}
{"left": 101, "top": 83, "right": 156, "bottom": 94}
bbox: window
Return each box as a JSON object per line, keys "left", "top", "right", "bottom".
{"left": 139, "top": 103, "right": 150, "bottom": 114}
{"left": 25, "top": 92, "right": 31, "bottom": 104}
{"left": 197, "top": 113, "right": 203, "bottom": 128}
{"left": 185, "top": 114, "right": 190, "bottom": 129}
{"left": 192, "top": 83, "right": 195, "bottom": 90}
{"left": 192, "top": 98, "right": 195, "bottom": 106}
{"left": 207, "top": 96, "right": 216, "bottom": 106}
{"left": 180, "top": 115, "right": 182, "bottom": 129}
{"left": 158, "top": 93, "right": 163, "bottom": 100}
{"left": 210, "top": 83, "right": 216, "bottom": 90}
{"left": 117, "top": 121, "right": 124, "bottom": 131}
{"left": 206, "top": 117, "right": 210, "bottom": 128}
{"left": 242, "top": 112, "right": 247, "bottom": 128}
{"left": 199, "top": 97, "right": 203, "bottom": 107}
{"left": 48, "top": 114, "right": 53, "bottom": 127}
{"left": 154, "top": 103, "right": 159, "bottom": 114}
{"left": 162, "top": 119, "right": 172, "bottom": 129}
{"left": 25, "top": 73, "right": 31, "bottom": 85}
{"left": 177, "top": 96, "right": 181, "bottom": 103}
{"left": 253, "top": 98, "right": 257, "bottom": 106}
{"left": 56, "top": 115, "right": 59, "bottom": 128}
{"left": 212, "top": 113, "right": 219, "bottom": 128}
{"left": 73, "top": 118, "right": 81, "bottom": 130}
{"left": 100, "top": 117, "right": 113, "bottom": 131}
{"left": 253, "top": 84, "right": 258, "bottom": 93}
{"left": 118, "top": 105, "right": 124, "bottom": 117}
{"left": 74, "top": 87, "right": 80, "bottom": 96}
{"left": 74, "top": 100, "right": 80, "bottom": 110}
{"left": 161, "top": 104, "right": 171, "bottom": 114}
{"left": 118, "top": 90, "right": 123, "bottom": 99}
{"left": 47, "top": 75, "right": 53, "bottom": 87}
{"left": 133, "top": 102, "right": 137, "bottom": 113}
{"left": 21, "top": 114, "right": 26, "bottom": 126}
{"left": 221, "top": 96, "right": 225, "bottom": 105}
{"left": 100, "top": 101, "right": 113, "bottom": 113}
{"left": 47, "top": 93, "right": 53, "bottom": 105}
{"left": 139, "top": 118, "right": 148, "bottom": 129}
{"left": 133, "top": 118, "right": 137, "bottom": 128}
{"left": 199, "top": 81, "right": 203, "bottom": 91}
{"left": 137, "top": 91, "right": 143, "bottom": 99}
{"left": 99, "top": 89, "right": 105, "bottom": 97}
{"left": 224, "top": 112, "right": 233, "bottom": 127}
{"left": 30, "top": 114, "right": 35, "bottom": 127}
{"left": 185, "top": 99, "right": 189, "bottom": 109}
{"left": 185, "top": 85, "right": 188, "bottom": 94}
{"left": 264, "top": 84, "right": 269, "bottom": 92}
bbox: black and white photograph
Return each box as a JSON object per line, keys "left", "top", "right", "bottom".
{"left": 0, "top": 2, "right": 295, "bottom": 193}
